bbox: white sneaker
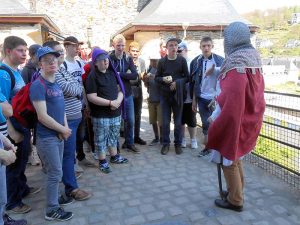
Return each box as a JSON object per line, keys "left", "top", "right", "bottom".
{"left": 181, "top": 138, "right": 187, "bottom": 148}
{"left": 191, "top": 139, "right": 198, "bottom": 149}
{"left": 28, "top": 145, "right": 41, "bottom": 166}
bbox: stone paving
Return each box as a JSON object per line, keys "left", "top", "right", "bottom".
{"left": 11, "top": 106, "right": 300, "bottom": 225}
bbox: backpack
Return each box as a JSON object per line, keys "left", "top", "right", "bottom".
{"left": 30, "top": 69, "right": 41, "bottom": 82}
{"left": 0, "top": 65, "right": 16, "bottom": 90}
{"left": 11, "top": 77, "right": 46, "bottom": 129}
{"left": 63, "top": 60, "right": 82, "bottom": 71}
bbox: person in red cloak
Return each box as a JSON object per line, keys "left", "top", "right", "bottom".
{"left": 206, "top": 22, "right": 266, "bottom": 212}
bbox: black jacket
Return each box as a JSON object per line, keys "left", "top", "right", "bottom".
{"left": 109, "top": 51, "right": 138, "bottom": 97}
{"left": 21, "top": 60, "right": 38, "bottom": 84}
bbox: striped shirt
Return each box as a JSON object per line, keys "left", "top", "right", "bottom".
{"left": 0, "top": 121, "right": 7, "bottom": 136}
{"left": 55, "top": 67, "right": 83, "bottom": 120}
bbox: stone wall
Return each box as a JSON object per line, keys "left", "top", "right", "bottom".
{"left": 19, "top": 0, "right": 141, "bottom": 48}
{"left": 0, "top": 24, "right": 43, "bottom": 46}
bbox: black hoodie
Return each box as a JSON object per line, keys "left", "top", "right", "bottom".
{"left": 21, "top": 60, "right": 38, "bottom": 84}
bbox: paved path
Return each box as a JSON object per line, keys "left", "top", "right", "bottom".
{"left": 12, "top": 106, "right": 300, "bottom": 225}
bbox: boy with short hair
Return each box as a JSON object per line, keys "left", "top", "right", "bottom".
{"left": 143, "top": 55, "right": 162, "bottom": 145}
{"left": 0, "top": 93, "right": 27, "bottom": 225}
{"left": 191, "top": 36, "right": 224, "bottom": 156}
{"left": 128, "top": 41, "right": 146, "bottom": 145}
{"left": 110, "top": 35, "right": 139, "bottom": 153}
{"left": 0, "top": 36, "right": 39, "bottom": 214}
{"left": 155, "top": 38, "right": 189, "bottom": 155}
{"left": 63, "top": 36, "right": 94, "bottom": 169}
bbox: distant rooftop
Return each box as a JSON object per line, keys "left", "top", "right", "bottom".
{"left": 115, "top": 0, "right": 255, "bottom": 39}
{"left": 0, "top": 0, "right": 30, "bottom": 14}
{"left": 132, "top": 0, "right": 250, "bottom": 26}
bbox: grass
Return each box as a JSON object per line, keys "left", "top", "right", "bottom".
{"left": 254, "top": 127, "right": 299, "bottom": 172}
{"left": 265, "top": 81, "right": 300, "bottom": 94}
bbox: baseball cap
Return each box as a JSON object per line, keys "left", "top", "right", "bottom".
{"left": 178, "top": 42, "right": 188, "bottom": 51}
{"left": 36, "top": 46, "right": 60, "bottom": 61}
{"left": 63, "top": 36, "right": 84, "bottom": 45}
{"left": 92, "top": 48, "right": 109, "bottom": 64}
{"left": 29, "top": 44, "right": 42, "bottom": 57}
{"left": 166, "top": 37, "right": 181, "bottom": 46}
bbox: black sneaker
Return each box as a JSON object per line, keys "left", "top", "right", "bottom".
{"left": 175, "top": 146, "right": 183, "bottom": 155}
{"left": 110, "top": 155, "right": 129, "bottom": 164}
{"left": 58, "top": 195, "right": 74, "bottom": 206}
{"left": 149, "top": 138, "right": 159, "bottom": 146}
{"left": 3, "top": 213, "right": 27, "bottom": 225}
{"left": 198, "top": 148, "right": 211, "bottom": 157}
{"left": 134, "top": 137, "right": 146, "bottom": 145}
{"left": 127, "top": 145, "right": 140, "bottom": 154}
{"left": 161, "top": 145, "right": 169, "bottom": 155}
{"left": 45, "top": 207, "right": 73, "bottom": 221}
{"left": 99, "top": 162, "right": 111, "bottom": 174}
{"left": 122, "top": 142, "right": 127, "bottom": 149}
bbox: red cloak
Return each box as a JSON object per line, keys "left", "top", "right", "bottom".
{"left": 206, "top": 68, "right": 265, "bottom": 161}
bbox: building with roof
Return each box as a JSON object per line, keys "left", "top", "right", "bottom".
{"left": 291, "top": 13, "right": 300, "bottom": 24}
{"left": 114, "top": 0, "right": 258, "bottom": 59}
{"left": 0, "top": 0, "right": 63, "bottom": 46}
{"left": 262, "top": 57, "right": 300, "bottom": 85}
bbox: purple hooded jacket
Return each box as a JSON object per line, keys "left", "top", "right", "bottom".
{"left": 91, "top": 48, "right": 126, "bottom": 119}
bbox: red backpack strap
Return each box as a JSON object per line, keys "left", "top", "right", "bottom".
{"left": 38, "top": 76, "right": 47, "bottom": 91}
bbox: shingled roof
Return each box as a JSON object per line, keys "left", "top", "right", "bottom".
{"left": 0, "top": 0, "right": 61, "bottom": 35}
{"left": 0, "top": 0, "right": 30, "bottom": 14}
{"left": 133, "top": 0, "right": 250, "bottom": 26}
{"left": 115, "top": 0, "right": 255, "bottom": 39}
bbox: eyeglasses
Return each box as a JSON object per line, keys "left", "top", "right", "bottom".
{"left": 41, "top": 57, "right": 58, "bottom": 65}
{"left": 177, "top": 50, "right": 183, "bottom": 53}
{"left": 56, "top": 50, "right": 64, "bottom": 54}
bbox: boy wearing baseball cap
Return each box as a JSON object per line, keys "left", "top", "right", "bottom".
{"left": 30, "top": 47, "right": 73, "bottom": 221}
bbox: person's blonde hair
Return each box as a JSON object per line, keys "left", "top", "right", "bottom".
{"left": 129, "top": 41, "right": 140, "bottom": 50}
{"left": 113, "top": 34, "right": 126, "bottom": 44}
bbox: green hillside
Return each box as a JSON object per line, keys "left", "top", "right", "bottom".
{"left": 243, "top": 6, "right": 300, "bottom": 57}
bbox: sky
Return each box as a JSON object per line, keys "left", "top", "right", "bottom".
{"left": 228, "top": 0, "right": 300, "bottom": 14}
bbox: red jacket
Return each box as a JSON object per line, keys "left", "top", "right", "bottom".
{"left": 206, "top": 68, "right": 265, "bottom": 161}
{"left": 82, "top": 63, "right": 91, "bottom": 83}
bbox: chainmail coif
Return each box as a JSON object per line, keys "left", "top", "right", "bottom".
{"left": 220, "top": 21, "right": 262, "bottom": 76}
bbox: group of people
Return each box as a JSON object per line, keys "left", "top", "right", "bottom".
{"left": 0, "top": 21, "right": 265, "bottom": 224}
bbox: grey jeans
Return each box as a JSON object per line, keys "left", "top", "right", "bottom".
{"left": 0, "top": 162, "right": 6, "bottom": 225}
{"left": 36, "top": 136, "right": 63, "bottom": 214}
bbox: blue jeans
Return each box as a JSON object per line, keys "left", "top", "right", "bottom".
{"left": 63, "top": 118, "right": 81, "bottom": 195}
{"left": 36, "top": 136, "right": 63, "bottom": 214}
{"left": 197, "top": 97, "right": 212, "bottom": 135}
{"left": 124, "top": 95, "right": 135, "bottom": 146}
{"left": 0, "top": 162, "right": 6, "bottom": 224}
{"left": 160, "top": 95, "right": 183, "bottom": 146}
{"left": 6, "top": 117, "right": 30, "bottom": 210}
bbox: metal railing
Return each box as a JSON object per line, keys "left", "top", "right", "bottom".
{"left": 245, "top": 91, "right": 300, "bottom": 189}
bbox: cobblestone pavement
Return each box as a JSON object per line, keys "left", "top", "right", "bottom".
{"left": 12, "top": 106, "right": 300, "bottom": 225}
